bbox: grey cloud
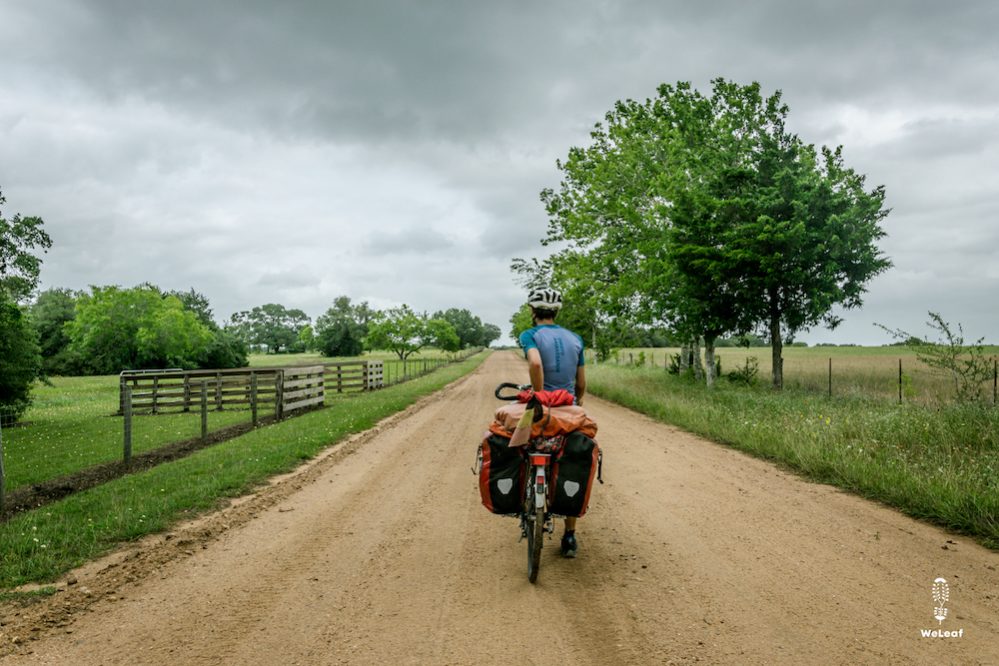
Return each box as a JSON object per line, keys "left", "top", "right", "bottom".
{"left": 3, "top": 1, "right": 999, "bottom": 343}
{"left": 363, "top": 228, "right": 454, "bottom": 255}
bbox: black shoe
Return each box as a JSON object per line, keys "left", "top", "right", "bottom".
{"left": 561, "top": 532, "right": 578, "bottom": 558}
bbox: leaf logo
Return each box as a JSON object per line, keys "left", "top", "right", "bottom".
{"left": 932, "top": 577, "right": 949, "bottom": 625}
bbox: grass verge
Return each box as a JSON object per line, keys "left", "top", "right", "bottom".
{"left": 587, "top": 364, "right": 999, "bottom": 549}
{"left": 0, "top": 351, "right": 488, "bottom": 588}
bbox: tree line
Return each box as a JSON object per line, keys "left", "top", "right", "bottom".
{"left": 516, "top": 78, "right": 891, "bottom": 388}
{"left": 0, "top": 187, "right": 500, "bottom": 420}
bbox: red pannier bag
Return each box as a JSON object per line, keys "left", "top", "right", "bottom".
{"left": 548, "top": 431, "right": 600, "bottom": 517}
{"left": 478, "top": 432, "right": 525, "bottom": 515}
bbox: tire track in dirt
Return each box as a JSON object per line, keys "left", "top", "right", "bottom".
{"left": 3, "top": 351, "right": 998, "bottom": 665}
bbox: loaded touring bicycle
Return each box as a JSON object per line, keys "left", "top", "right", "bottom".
{"left": 475, "top": 382, "right": 602, "bottom": 583}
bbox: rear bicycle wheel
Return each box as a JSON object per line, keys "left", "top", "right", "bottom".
{"left": 527, "top": 498, "right": 544, "bottom": 583}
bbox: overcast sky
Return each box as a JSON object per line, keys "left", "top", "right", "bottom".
{"left": 2, "top": 1, "right": 997, "bottom": 344}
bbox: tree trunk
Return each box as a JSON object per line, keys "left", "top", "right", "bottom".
{"left": 691, "top": 338, "right": 704, "bottom": 381}
{"left": 769, "top": 293, "right": 783, "bottom": 390}
{"left": 704, "top": 335, "right": 716, "bottom": 388}
{"left": 679, "top": 342, "right": 690, "bottom": 373}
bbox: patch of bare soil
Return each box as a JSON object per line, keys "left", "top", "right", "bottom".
{"left": 2, "top": 352, "right": 997, "bottom": 665}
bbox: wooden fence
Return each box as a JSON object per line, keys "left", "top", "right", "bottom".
{"left": 119, "top": 368, "right": 282, "bottom": 415}
{"left": 281, "top": 365, "right": 325, "bottom": 415}
{"left": 119, "top": 360, "right": 388, "bottom": 416}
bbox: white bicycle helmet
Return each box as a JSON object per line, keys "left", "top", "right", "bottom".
{"left": 527, "top": 288, "right": 562, "bottom": 310}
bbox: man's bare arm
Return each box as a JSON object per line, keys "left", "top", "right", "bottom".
{"left": 527, "top": 348, "right": 544, "bottom": 391}
{"left": 575, "top": 366, "right": 586, "bottom": 405}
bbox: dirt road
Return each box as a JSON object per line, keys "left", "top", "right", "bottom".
{"left": 3, "top": 351, "right": 997, "bottom": 665}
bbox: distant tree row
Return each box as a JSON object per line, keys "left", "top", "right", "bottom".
{"left": 0, "top": 185, "right": 501, "bottom": 421}
{"left": 227, "top": 299, "right": 501, "bottom": 360}
{"left": 26, "top": 288, "right": 502, "bottom": 379}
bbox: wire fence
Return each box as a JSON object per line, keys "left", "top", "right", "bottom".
{"left": 596, "top": 348, "right": 999, "bottom": 406}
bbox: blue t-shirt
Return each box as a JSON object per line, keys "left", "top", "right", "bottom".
{"left": 518, "top": 325, "right": 585, "bottom": 395}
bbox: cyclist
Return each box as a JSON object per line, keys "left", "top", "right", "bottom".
{"left": 518, "top": 287, "right": 586, "bottom": 558}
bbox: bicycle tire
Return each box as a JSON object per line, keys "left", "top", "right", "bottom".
{"left": 527, "top": 503, "right": 544, "bottom": 583}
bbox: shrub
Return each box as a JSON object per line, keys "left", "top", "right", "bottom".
{"left": 0, "top": 296, "right": 41, "bottom": 422}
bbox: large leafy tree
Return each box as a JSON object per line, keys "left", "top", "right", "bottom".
{"left": 30, "top": 287, "right": 83, "bottom": 375}
{"left": 0, "top": 293, "right": 42, "bottom": 421}
{"left": 481, "top": 323, "right": 502, "bottom": 347}
{"left": 198, "top": 329, "right": 249, "bottom": 369}
{"left": 228, "top": 303, "right": 310, "bottom": 354}
{"left": 365, "top": 305, "right": 458, "bottom": 360}
{"left": 159, "top": 287, "right": 246, "bottom": 368}
{"left": 168, "top": 288, "right": 217, "bottom": 329}
{"left": 67, "top": 285, "right": 214, "bottom": 373}
{"left": 540, "top": 78, "right": 890, "bottom": 388}
{"left": 0, "top": 189, "right": 49, "bottom": 419}
{"left": 315, "top": 296, "right": 372, "bottom": 357}
{"left": 0, "top": 188, "right": 52, "bottom": 303}
{"left": 431, "top": 308, "right": 483, "bottom": 349}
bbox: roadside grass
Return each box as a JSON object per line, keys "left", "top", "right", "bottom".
{"left": 600, "top": 346, "right": 999, "bottom": 405}
{"left": 2, "top": 377, "right": 249, "bottom": 491}
{"left": 0, "top": 351, "right": 488, "bottom": 588}
{"left": 0, "top": 587, "right": 58, "bottom": 604}
{"left": 587, "top": 363, "right": 999, "bottom": 549}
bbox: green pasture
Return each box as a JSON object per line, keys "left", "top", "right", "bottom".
{"left": 2, "top": 348, "right": 477, "bottom": 494}
{"left": 1, "top": 376, "right": 249, "bottom": 492}
{"left": 0, "top": 351, "right": 489, "bottom": 587}
{"left": 598, "top": 345, "right": 999, "bottom": 405}
{"left": 587, "top": 363, "right": 999, "bottom": 550}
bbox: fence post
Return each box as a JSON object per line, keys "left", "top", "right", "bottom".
{"left": 275, "top": 370, "right": 285, "bottom": 420}
{"left": 152, "top": 376, "right": 159, "bottom": 415}
{"left": 123, "top": 385, "right": 133, "bottom": 465}
{"left": 201, "top": 380, "right": 208, "bottom": 442}
{"left": 898, "top": 358, "right": 903, "bottom": 405}
{"left": 215, "top": 372, "right": 223, "bottom": 411}
{"left": 0, "top": 416, "right": 6, "bottom": 515}
{"left": 828, "top": 358, "right": 832, "bottom": 398}
{"left": 337, "top": 365, "right": 343, "bottom": 393}
{"left": 183, "top": 376, "right": 191, "bottom": 413}
{"left": 993, "top": 358, "right": 997, "bottom": 406}
{"left": 251, "top": 372, "right": 259, "bottom": 427}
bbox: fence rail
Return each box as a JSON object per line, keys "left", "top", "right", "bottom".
{"left": 119, "top": 360, "right": 393, "bottom": 416}
{"left": 119, "top": 368, "right": 283, "bottom": 415}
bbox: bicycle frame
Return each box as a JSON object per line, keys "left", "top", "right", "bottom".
{"left": 528, "top": 452, "right": 550, "bottom": 513}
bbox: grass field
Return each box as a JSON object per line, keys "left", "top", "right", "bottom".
{"left": 1, "top": 348, "right": 478, "bottom": 495}
{"left": 586, "top": 362, "right": 999, "bottom": 550}
{"left": 0, "top": 350, "right": 489, "bottom": 588}
{"left": 1, "top": 377, "right": 250, "bottom": 492}
{"left": 599, "top": 346, "right": 999, "bottom": 405}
